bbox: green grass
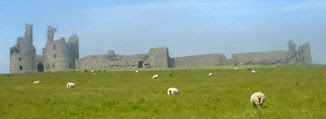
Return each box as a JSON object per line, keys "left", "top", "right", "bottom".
{"left": 0, "top": 65, "right": 326, "bottom": 119}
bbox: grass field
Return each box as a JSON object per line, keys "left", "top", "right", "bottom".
{"left": 0, "top": 65, "right": 325, "bottom": 119}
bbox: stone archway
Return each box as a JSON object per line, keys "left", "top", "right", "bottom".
{"left": 37, "top": 63, "right": 44, "bottom": 72}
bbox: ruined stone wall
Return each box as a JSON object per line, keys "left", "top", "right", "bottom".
{"left": 10, "top": 24, "right": 314, "bottom": 73}
{"left": 76, "top": 52, "right": 148, "bottom": 69}
{"left": 35, "top": 55, "right": 44, "bottom": 72}
{"left": 223, "top": 59, "right": 235, "bottom": 66}
{"left": 232, "top": 51, "right": 297, "bottom": 66}
{"left": 148, "top": 47, "right": 170, "bottom": 68}
{"left": 43, "top": 38, "right": 75, "bottom": 72}
{"left": 67, "top": 34, "right": 79, "bottom": 69}
{"left": 288, "top": 40, "right": 298, "bottom": 63}
{"left": 68, "top": 34, "right": 79, "bottom": 60}
{"left": 170, "top": 54, "right": 226, "bottom": 68}
{"left": 35, "top": 55, "right": 44, "bottom": 64}
{"left": 297, "top": 43, "right": 312, "bottom": 64}
{"left": 43, "top": 26, "right": 79, "bottom": 72}
{"left": 10, "top": 24, "right": 36, "bottom": 73}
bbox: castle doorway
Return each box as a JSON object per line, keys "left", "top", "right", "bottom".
{"left": 37, "top": 63, "right": 44, "bottom": 72}
{"left": 19, "top": 65, "right": 23, "bottom": 71}
{"left": 138, "top": 61, "right": 144, "bottom": 68}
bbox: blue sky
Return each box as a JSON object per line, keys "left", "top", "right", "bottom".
{"left": 1, "top": 0, "right": 325, "bottom": 73}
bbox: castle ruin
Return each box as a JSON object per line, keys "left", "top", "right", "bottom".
{"left": 10, "top": 24, "right": 79, "bottom": 73}
{"left": 10, "top": 24, "right": 312, "bottom": 73}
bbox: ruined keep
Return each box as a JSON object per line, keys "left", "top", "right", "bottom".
{"left": 10, "top": 24, "right": 312, "bottom": 73}
{"left": 10, "top": 24, "right": 36, "bottom": 73}
{"left": 10, "top": 24, "right": 79, "bottom": 73}
{"left": 43, "top": 26, "right": 79, "bottom": 72}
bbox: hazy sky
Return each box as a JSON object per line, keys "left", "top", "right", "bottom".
{"left": 1, "top": 0, "right": 325, "bottom": 73}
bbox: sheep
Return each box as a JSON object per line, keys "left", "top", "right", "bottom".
{"left": 250, "top": 92, "right": 265, "bottom": 109}
{"left": 234, "top": 67, "right": 238, "bottom": 70}
{"left": 66, "top": 82, "right": 76, "bottom": 88}
{"left": 152, "top": 74, "right": 159, "bottom": 79}
{"left": 251, "top": 70, "right": 256, "bottom": 74}
{"left": 33, "top": 80, "right": 40, "bottom": 84}
{"left": 167, "top": 87, "right": 179, "bottom": 95}
{"left": 135, "top": 70, "right": 139, "bottom": 73}
{"left": 91, "top": 70, "right": 96, "bottom": 73}
{"left": 208, "top": 73, "right": 214, "bottom": 76}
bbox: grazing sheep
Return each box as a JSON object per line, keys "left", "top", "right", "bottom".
{"left": 234, "top": 68, "right": 238, "bottom": 70}
{"left": 208, "top": 73, "right": 214, "bottom": 76}
{"left": 152, "top": 74, "right": 159, "bottom": 79}
{"left": 251, "top": 70, "right": 256, "bottom": 74}
{"left": 91, "top": 70, "right": 96, "bottom": 73}
{"left": 167, "top": 87, "right": 179, "bottom": 95}
{"left": 66, "top": 82, "right": 76, "bottom": 88}
{"left": 135, "top": 70, "right": 139, "bottom": 73}
{"left": 33, "top": 80, "right": 40, "bottom": 84}
{"left": 250, "top": 92, "right": 265, "bottom": 108}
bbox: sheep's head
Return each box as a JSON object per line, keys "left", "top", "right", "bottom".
{"left": 257, "top": 95, "right": 262, "bottom": 104}
{"left": 169, "top": 90, "right": 172, "bottom": 95}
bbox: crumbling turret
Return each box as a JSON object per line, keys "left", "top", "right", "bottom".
{"left": 10, "top": 24, "right": 36, "bottom": 73}
{"left": 297, "top": 43, "right": 312, "bottom": 64}
{"left": 43, "top": 26, "right": 79, "bottom": 72}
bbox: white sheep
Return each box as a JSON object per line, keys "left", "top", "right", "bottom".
{"left": 251, "top": 70, "right": 256, "bottom": 74}
{"left": 91, "top": 70, "right": 96, "bottom": 73}
{"left": 66, "top": 82, "right": 76, "bottom": 88}
{"left": 152, "top": 74, "right": 159, "bottom": 79}
{"left": 234, "top": 67, "right": 238, "bottom": 70}
{"left": 33, "top": 80, "right": 40, "bottom": 84}
{"left": 135, "top": 70, "right": 139, "bottom": 73}
{"left": 250, "top": 92, "right": 265, "bottom": 108}
{"left": 208, "top": 73, "right": 214, "bottom": 76}
{"left": 167, "top": 87, "right": 179, "bottom": 95}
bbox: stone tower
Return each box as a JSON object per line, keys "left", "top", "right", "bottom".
{"left": 43, "top": 26, "right": 79, "bottom": 72}
{"left": 287, "top": 40, "right": 298, "bottom": 64}
{"left": 297, "top": 43, "right": 312, "bottom": 64}
{"left": 288, "top": 40, "right": 296, "bottom": 53}
{"left": 10, "top": 24, "right": 36, "bottom": 73}
{"left": 148, "top": 47, "right": 171, "bottom": 68}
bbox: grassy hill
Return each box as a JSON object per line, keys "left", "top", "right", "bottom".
{"left": 0, "top": 65, "right": 325, "bottom": 119}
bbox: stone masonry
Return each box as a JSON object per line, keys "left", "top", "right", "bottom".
{"left": 10, "top": 24, "right": 79, "bottom": 73}
{"left": 10, "top": 24, "right": 312, "bottom": 73}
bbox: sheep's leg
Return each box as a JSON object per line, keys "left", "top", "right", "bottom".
{"left": 253, "top": 104, "right": 256, "bottom": 108}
